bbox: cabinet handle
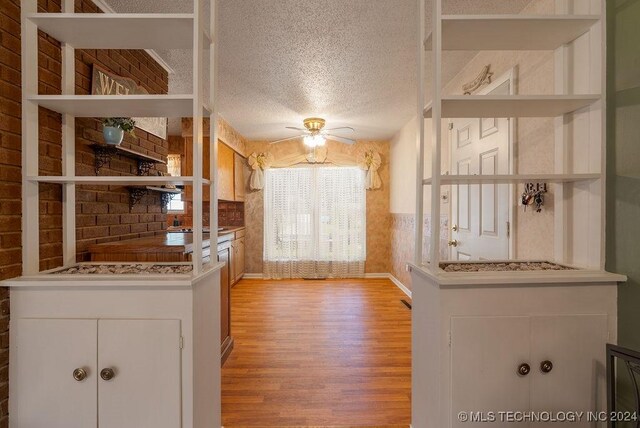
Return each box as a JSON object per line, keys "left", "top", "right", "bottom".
{"left": 73, "top": 368, "right": 87, "bottom": 382}
{"left": 517, "top": 363, "right": 531, "bottom": 377}
{"left": 100, "top": 368, "right": 115, "bottom": 381}
{"left": 540, "top": 360, "right": 553, "bottom": 373}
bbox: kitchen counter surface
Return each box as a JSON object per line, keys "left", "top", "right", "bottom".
{"left": 89, "top": 227, "right": 246, "bottom": 259}
{"left": 89, "top": 232, "right": 212, "bottom": 255}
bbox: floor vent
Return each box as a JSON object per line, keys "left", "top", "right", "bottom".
{"left": 401, "top": 299, "right": 412, "bottom": 310}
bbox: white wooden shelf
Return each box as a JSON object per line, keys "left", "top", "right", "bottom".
{"left": 425, "top": 15, "right": 599, "bottom": 51}
{"left": 27, "top": 95, "right": 210, "bottom": 118}
{"left": 423, "top": 174, "right": 601, "bottom": 185}
{"left": 26, "top": 13, "right": 206, "bottom": 50}
{"left": 423, "top": 95, "right": 599, "bottom": 118}
{"left": 26, "top": 176, "right": 211, "bottom": 186}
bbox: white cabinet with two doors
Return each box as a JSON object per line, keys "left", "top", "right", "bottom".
{"left": 410, "top": 266, "right": 622, "bottom": 428}
{"left": 452, "top": 314, "right": 608, "bottom": 428}
{"left": 14, "top": 318, "right": 181, "bottom": 428}
{"left": 8, "top": 266, "right": 223, "bottom": 428}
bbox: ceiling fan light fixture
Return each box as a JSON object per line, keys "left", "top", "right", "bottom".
{"left": 303, "top": 134, "right": 326, "bottom": 148}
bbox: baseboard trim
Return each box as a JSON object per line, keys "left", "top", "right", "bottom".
{"left": 388, "top": 274, "right": 412, "bottom": 298}
{"left": 363, "top": 273, "right": 390, "bottom": 279}
{"left": 243, "top": 272, "right": 411, "bottom": 298}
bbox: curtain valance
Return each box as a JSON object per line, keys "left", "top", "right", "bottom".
{"left": 248, "top": 147, "right": 382, "bottom": 191}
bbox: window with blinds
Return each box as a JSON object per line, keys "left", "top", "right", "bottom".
{"left": 263, "top": 166, "right": 366, "bottom": 279}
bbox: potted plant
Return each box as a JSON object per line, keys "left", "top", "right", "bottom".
{"left": 102, "top": 117, "right": 136, "bottom": 146}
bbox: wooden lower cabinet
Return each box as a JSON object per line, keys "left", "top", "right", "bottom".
{"left": 14, "top": 319, "right": 181, "bottom": 428}
{"left": 217, "top": 240, "right": 234, "bottom": 364}
{"left": 230, "top": 229, "right": 246, "bottom": 286}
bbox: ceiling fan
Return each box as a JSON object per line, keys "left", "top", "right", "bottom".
{"left": 271, "top": 117, "right": 356, "bottom": 147}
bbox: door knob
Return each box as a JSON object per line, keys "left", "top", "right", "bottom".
{"left": 540, "top": 360, "right": 553, "bottom": 373}
{"left": 100, "top": 368, "right": 115, "bottom": 381}
{"left": 73, "top": 368, "right": 87, "bottom": 382}
{"left": 517, "top": 363, "right": 531, "bottom": 376}
{"left": 452, "top": 224, "right": 459, "bottom": 232}
{"left": 448, "top": 240, "right": 459, "bottom": 247}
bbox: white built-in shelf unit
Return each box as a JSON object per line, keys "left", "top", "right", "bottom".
{"left": 415, "top": 0, "right": 606, "bottom": 270}
{"left": 21, "top": 0, "right": 217, "bottom": 275}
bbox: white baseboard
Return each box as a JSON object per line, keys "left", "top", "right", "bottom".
{"left": 388, "top": 274, "right": 412, "bottom": 298}
{"left": 363, "top": 273, "right": 390, "bottom": 279}
{"left": 242, "top": 273, "right": 263, "bottom": 279}
{"left": 242, "top": 272, "right": 411, "bottom": 298}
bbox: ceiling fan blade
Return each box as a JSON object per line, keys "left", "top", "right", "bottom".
{"left": 325, "top": 126, "right": 355, "bottom": 133}
{"left": 270, "top": 135, "right": 304, "bottom": 145}
{"left": 324, "top": 133, "right": 356, "bottom": 145}
{"left": 285, "top": 126, "right": 307, "bottom": 132}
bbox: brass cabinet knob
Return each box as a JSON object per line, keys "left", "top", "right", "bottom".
{"left": 73, "top": 368, "right": 87, "bottom": 382}
{"left": 540, "top": 360, "right": 553, "bottom": 373}
{"left": 452, "top": 224, "right": 459, "bottom": 232}
{"left": 448, "top": 240, "right": 459, "bottom": 247}
{"left": 100, "top": 368, "right": 115, "bottom": 381}
{"left": 517, "top": 363, "right": 531, "bottom": 376}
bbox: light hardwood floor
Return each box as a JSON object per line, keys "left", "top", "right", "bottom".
{"left": 221, "top": 278, "right": 412, "bottom": 427}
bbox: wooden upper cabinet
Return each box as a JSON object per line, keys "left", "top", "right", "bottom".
{"left": 182, "top": 136, "right": 212, "bottom": 202}
{"left": 217, "top": 141, "right": 235, "bottom": 201}
{"left": 234, "top": 153, "right": 245, "bottom": 202}
{"left": 180, "top": 136, "right": 246, "bottom": 203}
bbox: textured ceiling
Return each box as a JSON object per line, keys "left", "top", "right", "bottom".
{"left": 103, "top": 0, "right": 532, "bottom": 139}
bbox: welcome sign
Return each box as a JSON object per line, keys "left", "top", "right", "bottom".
{"left": 91, "top": 65, "right": 168, "bottom": 140}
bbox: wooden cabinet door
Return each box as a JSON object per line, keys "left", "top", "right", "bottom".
{"left": 13, "top": 319, "right": 98, "bottom": 428}
{"left": 229, "top": 241, "right": 237, "bottom": 283}
{"left": 184, "top": 136, "right": 212, "bottom": 201}
{"left": 98, "top": 319, "right": 181, "bottom": 428}
{"left": 451, "top": 316, "right": 531, "bottom": 428}
{"left": 234, "top": 152, "right": 246, "bottom": 201}
{"left": 235, "top": 237, "right": 245, "bottom": 281}
{"left": 530, "top": 315, "right": 608, "bottom": 421}
{"left": 218, "top": 141, "right": 235, "bottom": 201}
{"left": 218, "top": 247, "right": 231, "bottom": 346}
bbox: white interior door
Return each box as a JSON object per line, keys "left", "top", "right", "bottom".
{"left": 450, "top": 76, "right": 513, "bottom": 260}
{"left": 98, "top": 319, "right": 181, "bottom": 428}
{"left": 530, "top": 315, "right": 608, "bottom": 427}
{"left": 13, "top": 319, "right": 98, "bottom": 428}
{"left": 451, "top": 316, "right": 531, "bottom": 428}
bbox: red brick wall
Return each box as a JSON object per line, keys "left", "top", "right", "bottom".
{"left": 168, "top": 200, "right": 245, "bottom": 229}
{"left": 0, "top": 0, "right": 170, "bottom": 424}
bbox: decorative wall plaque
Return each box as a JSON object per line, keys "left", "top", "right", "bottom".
{"left": 91, "top": 65, "right": 168, "bottom": 139}
{"left": 462, "top": 64, "right": 494, "bottom": 95}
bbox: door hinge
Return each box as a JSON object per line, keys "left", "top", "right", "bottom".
{"left": 448, "top": 122, "right": 454, "bottom": 130}
{"left": 506, "top": 221, "right": 510, "bottom": 238}
{"left": 179, "top": 336, "right": 184, "bottom": 349}
{"left": 448, "top": 331, "right": 452, "bottom": 347}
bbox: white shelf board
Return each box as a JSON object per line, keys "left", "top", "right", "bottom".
{"left": 27, "top": 95, "right": 209, "bottom": 118}
{"left": 425, "top": 15, "right": 599, "bottom": 51}
{"left": 26, "top": 176, "right": 211, "bottom": 186}
{"left": 26, "top": 13, "right": 202, "bottom": 50}
{"left": 423, "top": 174, "right": 601, "bottom": 185}
{"left": 423, "top": 95, "right": 599, "bottom": 118}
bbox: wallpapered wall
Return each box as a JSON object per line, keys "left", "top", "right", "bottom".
{"left": 244, "top": 139, "right": 391, "bottom": 274}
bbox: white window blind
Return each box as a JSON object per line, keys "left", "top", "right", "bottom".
{"left": 264, "top": 166, "right": 366, "bottom": 279}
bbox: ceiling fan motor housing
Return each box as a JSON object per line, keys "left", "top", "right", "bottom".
{"left": 303, "top": 117, "right": 326, "bottom": 133}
